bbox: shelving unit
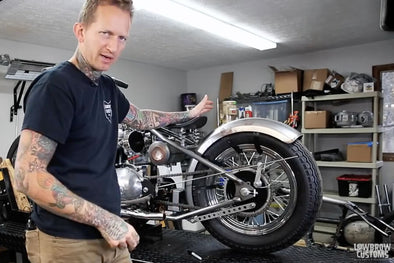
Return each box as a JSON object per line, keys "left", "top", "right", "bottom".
{"left": 301, "top": 91, "right": 383, "bottom": 216}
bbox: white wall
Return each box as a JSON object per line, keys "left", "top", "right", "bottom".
{"left": 0, "top": 38, "right": 187, "bottom": 158}
{"left": 108, "top": 59, "right": 187, "bottom": 111}
{"left": 186, "top": 38, "right": 394, "bottom": 188}
{"left": 0, "top": 93, "right": 23, "bottom": 158}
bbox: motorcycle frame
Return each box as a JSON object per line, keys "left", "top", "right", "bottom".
{"left": 322, "top": 195, "right": 394, "bottom": 237}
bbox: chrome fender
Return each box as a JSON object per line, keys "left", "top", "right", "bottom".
{"left": 185, "top": 117, "right": 302, "bottom": 204}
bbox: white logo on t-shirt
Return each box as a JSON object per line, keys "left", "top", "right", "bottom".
{"left": 103, "top": 100, "right": 112, "bottom": 123}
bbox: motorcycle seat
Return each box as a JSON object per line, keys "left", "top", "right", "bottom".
{"left": 167, "top": 116, "right": 207, "bottom": 130}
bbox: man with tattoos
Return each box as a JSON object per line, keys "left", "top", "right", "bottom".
{"left": 13, "top": 0, "right": 213, "bottom": 262}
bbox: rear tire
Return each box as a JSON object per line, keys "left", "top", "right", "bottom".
{"left": 192, "top": 132, "right": 322, "bottom": 253}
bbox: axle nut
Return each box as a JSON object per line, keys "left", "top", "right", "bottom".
{"left": 240, "top": 188, "right": 250, "bottom": 197}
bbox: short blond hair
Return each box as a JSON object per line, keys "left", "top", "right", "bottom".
{"left": 78, "top": 0, "right": 134, "bottom": 26}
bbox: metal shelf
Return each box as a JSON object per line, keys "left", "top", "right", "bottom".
{"left": 301, "top": 91, "right": 383, "bottom": 216}
{"left": 323, "top": 192, "right": 376, "bottom": 204}
{"left": 316, "top": 161, "right": 384, "bottom": 169}
{"left": 301, "top": 91, "right": 382, "bottom": 102}
{"left": 302, "top": 127, "right": 383, "bottom": 134}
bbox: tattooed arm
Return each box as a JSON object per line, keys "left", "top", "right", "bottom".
{"left": 14, "top": 129, "right": 139, "bottom": 250}
{"left": 122, "top": 94, "right": 214, "bottom": 129}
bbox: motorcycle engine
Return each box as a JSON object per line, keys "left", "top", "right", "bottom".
{"left": 343, "top": 220, "right": 375, "bottom": 245}
{"left": 116, "top": 166, "right": 153, "bottom": 201}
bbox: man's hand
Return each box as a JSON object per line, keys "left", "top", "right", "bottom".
{"left": 190, "top": 94, "right": 214, "bottom": 118}
{"left": 97, "top": 213, "right": 140, "bottom": 251}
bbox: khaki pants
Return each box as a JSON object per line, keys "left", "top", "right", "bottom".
{"left": 25, "top": 229, "right": 132, "bottom": 263}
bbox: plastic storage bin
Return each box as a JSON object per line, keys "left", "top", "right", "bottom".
{"left": 251, "top": 100, "right": 289, "bottom": 122}
{"left": 336, "top": 174, "right": 372, "bottom": 197}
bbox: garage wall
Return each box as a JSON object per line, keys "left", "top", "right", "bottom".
{"left": 186, "top": 38, "right": 394, "bottom": 187}
{"left": 108, "top": 59, "right": 187, "bottom": 111}
{"left": 187, "top": 39, "right": 394, "bottom": 132}
{"left": 0, "top": 38, "right": 187, "bottom": 159}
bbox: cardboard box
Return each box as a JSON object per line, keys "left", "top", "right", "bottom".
{"left": 274, "top": 69, "right": 303, "bottom": 94}
{"left": 363, "top": 82, "right": 374, "bottom": 92}
{"left": 325, "top": 72, "right": 345, "bottom": 89}
{"left": 337, "top": 174, "right": 372, "bottom": 197}
{"left": 304, "top": 111, "right": 330, "bottom": 128}
{"left": 303, "top": 68, "right": 330, "bottom": 92}
{"left": 346, "top": 142, "right": 373, "bottom": 162}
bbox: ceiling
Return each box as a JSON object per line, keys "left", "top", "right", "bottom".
{"left": 0, "top": 0, "right": 393, "bottom": 71}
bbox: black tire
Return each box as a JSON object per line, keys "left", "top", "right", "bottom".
{"left": 7, "top": 136, "right": 20, "bottom": 167}
{"left": 192, "top": 132, "right": 322, "bottom": 253}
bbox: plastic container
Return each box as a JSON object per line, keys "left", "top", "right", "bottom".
{"left": 221, "top": 100, "right": 237, "bottom": 124}
{"left": 251, "top": 100, "right": 289, "bottom": 122}
{"left": 336, "top": 174, "right": 372, "bottom": 197}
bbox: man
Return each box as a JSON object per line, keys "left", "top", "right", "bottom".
{"left": 13, "top": 0, "right": 213, "bottom": 262}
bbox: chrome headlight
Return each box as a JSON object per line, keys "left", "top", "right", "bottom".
{"left": 148, "top": 141, "right": 171, "bottom": 165}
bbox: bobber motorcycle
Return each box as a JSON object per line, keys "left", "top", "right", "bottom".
{"left": 74, "top": 115, "right": 394, "bottom": 253}
{"left": 107, "top": 114, "right": 326, "bottom": 253}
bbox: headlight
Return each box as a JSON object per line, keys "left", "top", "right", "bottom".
{"left": 148, "top": 141, "right": 170, "bottom": 165}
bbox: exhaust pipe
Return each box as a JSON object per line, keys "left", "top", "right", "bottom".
{"left": 120, "top": 209, "right": 166, "bottom": 220}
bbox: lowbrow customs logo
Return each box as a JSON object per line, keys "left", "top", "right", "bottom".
{"left": 103, "top": 100, "right": 112, "bottom": 123}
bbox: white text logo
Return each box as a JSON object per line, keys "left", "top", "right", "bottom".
{"left": 354, "top": 243, "right": 391, "bottom": 259}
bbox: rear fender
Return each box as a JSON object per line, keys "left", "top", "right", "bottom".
{"left": 185, "top": 117, "right": 302, "bottom": 203}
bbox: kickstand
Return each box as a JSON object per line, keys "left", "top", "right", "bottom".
{"left": 329, "top": 205, "right": 348, "bottom": 249}
{"left": 305, "top": 223, "right": 316, "bottom": 247}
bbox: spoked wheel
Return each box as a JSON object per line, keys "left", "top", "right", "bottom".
{"left": 192, "top": 132, "right": 322, "bottom": 253}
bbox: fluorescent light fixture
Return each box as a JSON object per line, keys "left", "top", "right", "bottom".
{"left": 134, "top": 0, "right": 277, "bottom": 51}
{"left": 4, "top": 59, "right": 55, "bottom": 81}
{"left": 5, "top": 70, "right": 41, "bottom": 81}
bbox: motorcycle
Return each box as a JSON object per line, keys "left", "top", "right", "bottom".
{"left": 111, "top": 115, "right": 324, "bottom": 253}
{"left": 91, "top": 116, "right": 394, "bottom": 253}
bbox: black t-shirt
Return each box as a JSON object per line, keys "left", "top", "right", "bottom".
{"left": 22, "top": 61, "right": 130, "bottom": 239}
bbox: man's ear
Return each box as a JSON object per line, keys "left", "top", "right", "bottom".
{"left": 73, "top": 23, "right": 85, "bottom": 43}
